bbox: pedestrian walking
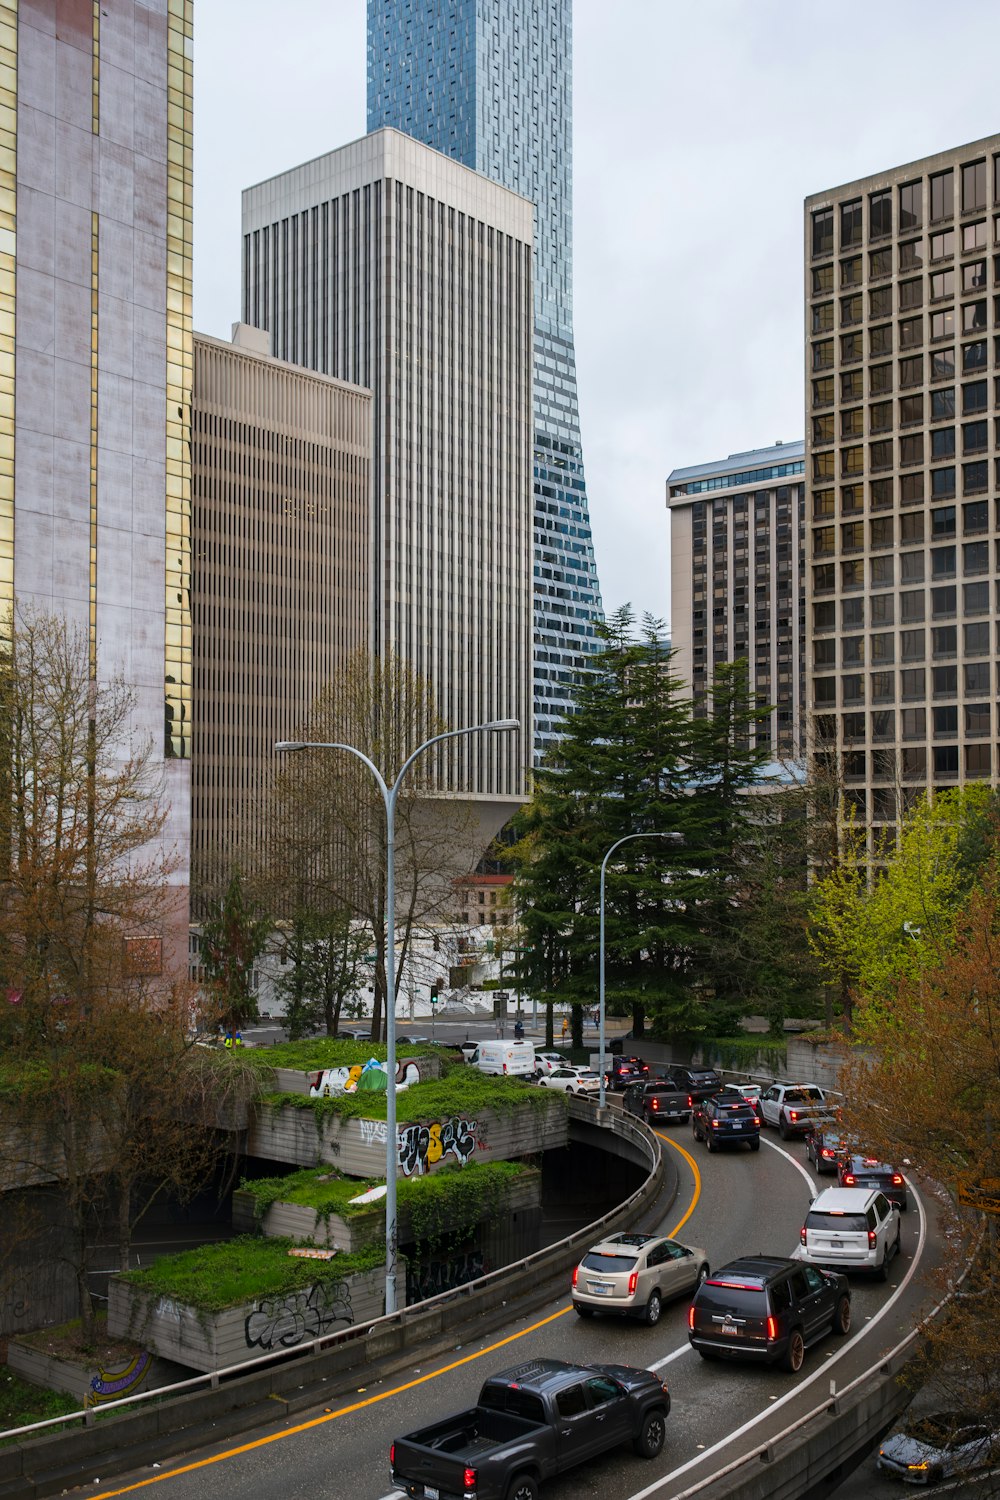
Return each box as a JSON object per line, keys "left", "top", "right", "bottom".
{"left": 561, "top": 1015, "right": 568, "bottom": 1040}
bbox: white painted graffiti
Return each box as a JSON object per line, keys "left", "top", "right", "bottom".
{"left": 244, "top": 1280, "right": 354, "bottom": 1351}
{"left": 397, "top": 1117, "right": 477, "bottom": 1177}
{"left": 359, "top": 1117, "right": 388, "bottom": 1146}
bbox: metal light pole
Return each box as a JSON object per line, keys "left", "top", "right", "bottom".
{"left": 599, "top": 832, "right": 683, "bottom": 1109}
{"left": 276, "top": 717, "right": 519, "bottom": 1315}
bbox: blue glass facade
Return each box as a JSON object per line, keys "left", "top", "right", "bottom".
{"left": 368, "top": 0, "right": 604, "bottom": 756}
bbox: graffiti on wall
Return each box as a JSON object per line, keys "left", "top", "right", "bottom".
{"left": 244, "top": 1280, "right": 354, "bottom": 1351}
{"left": 86, "top": 1350, "right": 152, "bottom": 1407}
{"left": 359, "top": 1117, "right": 388, "bottom": 1147}
{"left": 407, "top": 1250, "right": 487, "bottom": 1304}
{"left": 309, "top": 1058, "right": 421, "bottom": 1098}
{"left": 397, "top": 1117, "right": 477, "bottom": 1177}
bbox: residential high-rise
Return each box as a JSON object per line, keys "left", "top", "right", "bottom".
{"left": 806, "top": 135, "right": 1000, "bottom": 855}
{"left": 8, "top": 0, "right": 193, "bottom": 968}
{"left": 242, "top": 128, "right": 533, "bottom": 836}
{"left": 667, "top": 442, "right": 806, "bottom": 758}
{"left": 367, "top": 0, "right": 604, "bottom": 757}
{"left": 191, "top": 326, "right": 372, "bottom": 907}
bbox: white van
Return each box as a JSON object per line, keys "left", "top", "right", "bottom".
{"left": 466, "top": 1040, "right": 536, "bottom": 1077}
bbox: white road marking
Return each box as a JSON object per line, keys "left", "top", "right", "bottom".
{"left": 760, "top": 1133, "right": 819, "bottom": 1198}
{"left": 647, "top": 1343, "right": 694, "bottom": 1372}
{"left": 625, "top": 1182, "right": 928, "bottom": 1500}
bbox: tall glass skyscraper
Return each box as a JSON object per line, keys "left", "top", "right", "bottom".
{"left": 368, "top": 0, "right": 604, "bottom": 757}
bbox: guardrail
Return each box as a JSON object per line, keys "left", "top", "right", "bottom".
{"left": 0, "top": 1097, "right": 667, "bottom": 1494}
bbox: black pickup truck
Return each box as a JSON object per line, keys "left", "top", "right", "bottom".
{"left": 390, "top": 1357, "right": 670, "bottom": 1500}
{"left": 623, "top": 1077, "right": 691, "bottom": 1126}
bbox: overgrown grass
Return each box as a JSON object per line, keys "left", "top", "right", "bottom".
{"left": 0, "top": 1367, "right": 79, "bottom": 1436}
{"left": 119, "top": 1236, "right": 386, "bottom": 1312}
{"left": 241, "top": 1038, "right": 440, "bottom": 1073}
{"left": 263, "top": 1069, "right": 564, "bottom": 1123}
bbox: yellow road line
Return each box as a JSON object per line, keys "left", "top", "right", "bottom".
{"left": 655, "top": 1127, "right": 702, "bottom": 1237}
{"left": 91, "top": 1153, "right": 700, "bottom": 1498}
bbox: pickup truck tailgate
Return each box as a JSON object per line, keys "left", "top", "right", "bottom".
{"left": 392, "top": 1407, "right": 542, "bottom": 1497}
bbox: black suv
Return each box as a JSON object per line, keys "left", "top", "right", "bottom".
{"left": 687, "top": 1256, "right": 851, "bottom": 1372}
{"left": 604, "top": 1056, "right": 648, "bottom": 1092}
{"left": 691, "top": 1094, "right": 761, "bottom": 1151}
{"left": 662, "top": 1065, "right": 722, "bottom": 1102}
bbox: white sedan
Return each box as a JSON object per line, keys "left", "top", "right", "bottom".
{"left": 535, "top": 1051, "right": 569, "bottom": 1076}
{"left": 538, "top": 1066, "right": 601, "bottom": 1096}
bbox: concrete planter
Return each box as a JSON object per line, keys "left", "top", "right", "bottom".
{"left": 270, "top": 1052, "right": 443, "bottom": 1098}
{"left": 107, "top": 1261, "right": 392, "bottom": 1373}
{"left": 6, "top": 1338, "right": 188, "bottom": 1407}
{"left": 246, "top": 1095, "right": 567, "bottom": 1177}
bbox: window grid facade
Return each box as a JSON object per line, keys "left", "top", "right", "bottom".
{"left": 242, "top": 130, "right": 533, "bottom": 805}
{"left": 668, "top": 443, "right": 806, "bottom": 758}
{"left": 367, "top": 0, "right": 604, "bottom": 758}
{"left": 806, "top": 136, "right": 1000, "bottom": 852}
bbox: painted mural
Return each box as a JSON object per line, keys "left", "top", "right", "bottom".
{"left": 309, "top": 1058, "right": 421, "bottom": 1098}
{"left": 85, "top": 1350, "right": 152, "bottom": 1407}
{"left": 397, "top": 1116, "right": 477, "bottom": 1177}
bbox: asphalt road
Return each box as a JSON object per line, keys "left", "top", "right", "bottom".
{"left": 76, "top": 1124, "right": 947, "bottom": 1500}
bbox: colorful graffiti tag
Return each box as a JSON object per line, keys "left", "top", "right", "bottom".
{"left": 244, "top": 1280, "right": 354, "bottom": 1351}
{"left": 397, "top": 1116, "right": 477, "bottom": 1177}
{"left": 309, "top": 1058, "right": 420, "bottom": 1098}
{"left": 86, "top": 1350, "right": 152, "bottom": 1407}
{"left": 407, "top": 1250, "right": 486, "bottom": 1304}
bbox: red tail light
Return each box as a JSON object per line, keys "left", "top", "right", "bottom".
{"left": 390, "top": 1443, "right": 395, "bottom": 1466}
{"left": 843, "top": 1173, "right": 855, "bottom": 1185}
{"left": 651, "top": 1098, "right": 659, "bottom": 1110}
{"left": 789, "top": 1110, "right": 798, "bottom": 1122}
{"left": 688, "top": 1305, "right": 695, "bottom": 1330}
{"left": 463, "top": 1468, "right": 477, "bottom": 1490}
{"left": 767, "top": 1316, "right": 777, "bottom": 1341}
{"left": 799, "top": 1226, "right": 807, "bottom": 1246}
{"left": 711, "top": 1119, "right": 720, "bottom": 1129}
{"left": 821, "top": 1148, "right": 834, "bottom": 1158}
{"left": 687, "top": 1094, "right": 692, "bottom": 1107}
{"left": 628, "top": 1271, "right": 638, "bottom": 1295}
{"left": 867, "top": 1229, "right": 877, "bottom": 1248}
{"left": 892, "top": 1174, "right": 903, "bottom": 1185}
{"left": 572, "top": 1265, "right": 578, "bottom": 1288}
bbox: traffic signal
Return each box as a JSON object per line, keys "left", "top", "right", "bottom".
{"left": 430, "top": 982, "right": 439, "bottom": 1004}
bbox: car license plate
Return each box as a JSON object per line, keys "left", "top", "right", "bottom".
{"left": 719, "top": 1324, "right": 738, "bottom": 1335}
{"left": 424, "top": 1488, "right": 440, "bottom": 1500}
{"left": 831, "top": 1239, "right": 842, "bottom": 1248}
{"left": 588, "top": 1282, "right": 612, "bottom": 1295}
{"left": 733, "top": 1122, "right": 744, "bottom": 1129}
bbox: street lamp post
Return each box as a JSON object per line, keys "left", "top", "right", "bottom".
{"left": 598, "top": 832, "right": 683, "bottom": 1109}
{"left": 276, "top": 717, "right": 519, "bottom": 1315}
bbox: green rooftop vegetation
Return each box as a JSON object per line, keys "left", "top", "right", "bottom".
{"left": 240, "top": 1037, "right": 440, "bottom": 1072}
{"left": 263, "top": 1067, "right": 563, "bottom": 1123}
{"left": 118, "top": 1236, "right": 385, "bottom": 1313}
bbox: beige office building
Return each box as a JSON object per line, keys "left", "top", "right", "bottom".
{"left": 806, "top": 135, "right": 1000, "bottom": 854}
{"left": 191, "top": 326, "right": 371, "bottom": 903}
{"left": 241, "top": 128, "right": 534, "bottom": 833}
{"left": 668, "top": 442, "right": 806, "bottom": 759}
{"left": 7, "top": 0, "right": 193, "bottom": 970}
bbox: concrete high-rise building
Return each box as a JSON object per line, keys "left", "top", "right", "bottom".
{"left": 8, "top": 0, "right": 193, "bottom": 967}
{"left": 806, "top": 135, "right": 1000, "bottom": 855}
{"left": 242, "top": 128, "right": 533, "bottom": 834}
{"left": 367, "top": 0, "right": 604, "bottom": 758}
{"left": 667, "top": 442, "right": 806, "bottom": 758}
{"left": 191, "top": 326, "right": 372, "bottom": 906}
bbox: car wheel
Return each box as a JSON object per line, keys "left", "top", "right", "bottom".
{"left": 778, "top": 1118, "right": 790, "bottom": 1140}
{"left": 643, "top": 1289, "right": 662, "bottom": 1327}
{"left": 632, "top": 1407, "right": 667, "bottom": 1459}
{"left": 706, "top": 1132, "right": 716, "bottom": 1152}
{"left": 573, "top": 1302, "right": 594, "bottom": 1318}
{"left": 832, "top": 1294, "right": 851, "bottom": 1336}
{"left": 782, "top": 1328, "right": 805, "bottom": 1373}
{"left": 505, "top": 1473, "right": 539, "bottom": 1500}
{"left": 876, "top": 1244, "right": 891, "bottom": 1282}
{"left": 749, "top": 1138, "right": 760, "bottom": 1152}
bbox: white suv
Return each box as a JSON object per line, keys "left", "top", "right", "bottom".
{"left": 794, "top": 1187, "right": 901, "bottom": 1280}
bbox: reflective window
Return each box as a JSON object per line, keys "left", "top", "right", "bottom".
{"left": 963, "top": 259, "right": 987, "bottom": 291}
{"left": 964, "top": 622, "right": 990, "bottom": 656}
{"left": 962, "top": 160, "right": 987, "bottom": 213}
{"left": 901, "top": 551, "right": 925, "bottom": 582}
{"left": 812, "top": 264, "right": 834, "bottom": 294}
{"left": 870, "top": 401, "right": 893, "bottom": 433}
{"left": 964, "top": 540, "right": 989, "bottom": 574}
{"left": 900, "top": 393, "right": 924, "bottom": 425}
{"left": 963, "top": 420, "right": 987, "bottom": 452}
{"left": 963, "top": 460, "right": 988, "bottom": 493}
{"left": 932, "top": 506, "right": 956, "bottom": 538}
{"left": 963, "top": 500, "right": 988, "bottom": 532}
{"left": 899, "top": 180, "right": 922, "bottom": 231}
{"left": 842, "top": 332, "right": 862, "bottom": 362}
{"left": 931, "top": 428, "right": 955, "bottom": 459}
{"left": 870, "top": 188, "right": 892, "bottom": 239}
{"left": 931, "top": 466, "right": 957, "bottom": 498}
{"left": 932, "top": 387, "right": 955, "bottom": 420}
{"left": 962, "top": 300, "right": 987, "bottom": 333}
{"left": 899, "top": 238, "right": 923, "bottom": 270}
{"left": 901, "top": 630, "right": 926, "bottom": 662}
{"left": 870, "top": 247, "right": 892, "bottom": 279}
{"left": 812, "top": 208, "right": 833, "bottom": 257}
{"left": 931, "top": 585, "right": 957, "bottom": 616}
{"left": 901, "top": 589, "right": 925, "bottom": 622}
{"left": 869, "top": 362, "right": 892, "bottom": 394}
{"left": 931, "top": 308, "right": 955, "bottom": 340}
{"left": 900, "top": 512, "right": 924, "bottom": 543}
{"left": 870, "top": 324, "right": 892, "bottom": 355}
{"left": 870, "top": 439, "right": 893, "bottom": 469}
{"left": 812, "top": 376, "right": 834, "bottom": 407}
{"left": 930, "top": 228, "right": 955, "bottom": 259}
{"left": 812, "top": 339, "right": 834, "bottom": 370}
{"left": 963, "top": 341, "right": 987, "bottom": 370}
{"left": 962, "top": 380, "right": 987, "bottom": 413}
{"left": 841, "top": 256, "right": 862, "bottom": 287}
{"left": 812, "top": 302, "right": 833, "bottom": 332}
{"left": 813, "top": 489, "right": 835, "bottom": 518}
{"left": 962, "top": 220, "right": 987, "bottom": 253}
{"left": 901, "top": 472, "right": 924, "bottom": 504}
{"left": 872, "top": 477, "right": 894, "bottom": 508}
{"left": 841, "top": 407, "right": 864, "bottom": 437}
{"left": 869, "top": 286, "right": 892, "bottom": 318}
{"left": 901, "top": 433, "right": 924, "bottom": 465}
{"left": 841, "top": 200, "right": 862, "bottom": 248}
{"left": 898, "top": 318, "right": 922, "bottom": 349}
{"left": 842, "top": 369, "right": 864, "bottom": 399}
{"left": 930, "top": 269, "right": 954, "bottom": 300}
{"left": 930, "top": 169, "right": 954, "bottom": 222}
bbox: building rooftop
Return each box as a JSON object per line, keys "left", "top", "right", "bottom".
{"left": 666, "top": 439, "right": 804, "bottom": 501}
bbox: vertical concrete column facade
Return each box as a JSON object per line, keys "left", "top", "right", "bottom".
{"left": 12, "top": 0, "right": 193, "bottom": 965}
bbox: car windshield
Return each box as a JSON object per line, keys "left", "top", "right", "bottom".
{"left": 786, "top": 1087, "right": 823, "bottom": 1103}
{"left": 908, "top": 1413, "right": 987, "bottom": 1445}
{"left": 581, "top": 1252, "right": 637, "bottom": 1273}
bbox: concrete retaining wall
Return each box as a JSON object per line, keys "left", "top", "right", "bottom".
{"left": 6, "top": 1342, "right": 189, "bottom": 1409}
{"left": 105, "top": 1263, "right": 391, "bottom": 1373}
{"left": 247, "top": 1096, "right": 567, "bottom": 1177}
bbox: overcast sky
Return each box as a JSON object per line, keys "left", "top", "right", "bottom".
{"left": 194, "top": 1, "right": 1000, "bottom": 627}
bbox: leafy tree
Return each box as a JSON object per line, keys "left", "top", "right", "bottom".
{"left": 271, "top": 906, "right": 369, "bottom": 1040}
{"left": 268, "top": 649, "right": 480, "bottom": 1042}
{"left": 198, "top": 867, "right": 270, "bottom": 1035}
